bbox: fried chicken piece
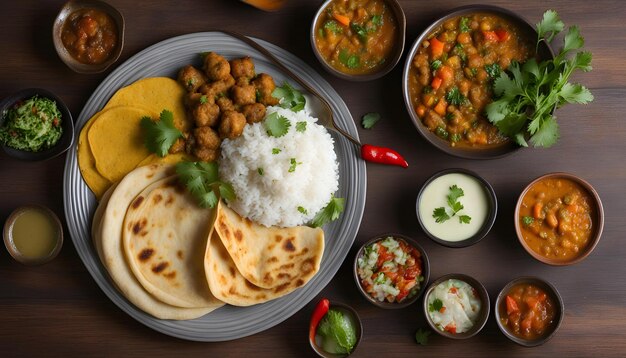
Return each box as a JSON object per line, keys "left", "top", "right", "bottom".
{"left": 219, "top": 111, "right": 247, "bottom": 139}
{"left": 178, "top": 65, "right": 207, "bottom": 92}
{"left": 231, "top": 84, "right": 256, "bottom": 106}
{"left": 229, "top": 57, "right": 255, "bottom": 79}
{"left": 203, "top": 52, "right": 231, "bottom": 81}
{"left": 241, "top": 103, "right": 266, "bottom": 124}
{"left": 192, "top": 102, "right": 220, "bottom": 127}
{"left": 252, "top": 73, "right": 279, "bottom": 106}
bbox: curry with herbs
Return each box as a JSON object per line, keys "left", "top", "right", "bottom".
{"left": 499, "top": 283, "right": 557, "bottom": 340}
{"left": 407, "top": 13, "right": 533, "bottom": 148}
{"left": 314, "top": 0, "right": 398, "bottom": 75}
{"left": 519, "top": 177, "right": 595, "bottom": 261}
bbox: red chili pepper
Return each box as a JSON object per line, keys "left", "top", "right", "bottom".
{"left": 360, "top": 144, "right": 408, "bottom": 168}
{"left": 309, "top": 298, "right": 330, "bottom": 342}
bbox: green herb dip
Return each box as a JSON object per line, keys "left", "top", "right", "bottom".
{"left": 315, "top": 308, "right": 357, "bottom": 354}
{"left": 0, "top": 96, "right": 63, "bottom": 152}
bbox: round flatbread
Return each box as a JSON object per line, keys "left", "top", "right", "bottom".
{"left": 122, "top": 176, "right": 220, "bottom": 309}
{"left": 99, "top": 164, "right": 222, "bottom": 319}
{"left": 213, "top": 201, "right": 325, "bottom": 290}
{"left": 78, "top": 111, "right": 112, "bottom": 199}
{"left": 205, "top": 230, "right": 313, "bottom": 306}
{"left": 88, "top": 106, "right": 154, "bottom": 183}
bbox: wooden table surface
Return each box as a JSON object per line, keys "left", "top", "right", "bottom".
{"left": 2, "top": 0, "right": 625, "bottom": 356}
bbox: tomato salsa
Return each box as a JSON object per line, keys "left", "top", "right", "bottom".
{"left": 356, "top": 236, "right": 424, "bottom": 303}
{"left": 314, "top": 0, "right": 397, "bottom": 75}
{"left": 407, "top": 13, "right": 533, "bottom": 148}
{"left": 499, "top": 283, "right": 556, "bottom": 340}
{"left": 519, "top": 178, "right": 595, "bottom": 261}
{"left": 61, "top": 8, "right": 118, "bottom": 65}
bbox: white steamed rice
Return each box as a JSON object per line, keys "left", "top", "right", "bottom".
{"left": 219, "top": 106, "right": 339, "bottom": 227}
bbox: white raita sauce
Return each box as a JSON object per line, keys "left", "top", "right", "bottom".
{"left": 419, "top": 173, "right": 489, "bottom": 242}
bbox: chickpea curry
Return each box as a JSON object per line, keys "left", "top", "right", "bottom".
{"left": 500, "top": 283, "right": 557, "bottom": 340}
{"left": 175, "top": 53, "right": 279, "bottom": 162}
{"left": 408, "top": 13, "right": 533, "bottom": 148}
{"left": 61, "top": 8, "right": 118, "bottom": 65}
{"left": 519, "top": 178, "right": 595, "bottom": 261}
{"left": 314, "top": 0, "right": 398, "bottom": 75}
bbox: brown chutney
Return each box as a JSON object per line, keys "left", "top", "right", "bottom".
{"left": 61, "top": 8, "right": 118, "bottom": 65}
{"left": 407, "top": 13, "right": 533, "bottom": 148}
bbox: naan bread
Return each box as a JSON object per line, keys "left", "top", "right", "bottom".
{"left": 92, "top": 183, "right": 118, "bottom": 263}
{"left": 123, "top": 176, "right": 219, "bottom": 309}
{"left": 205, "top": 230, "right": 314, "bottom": 306}
{"left": 98, "top": 164, "right": 221, "bottom": 319}
{"left": 213, "top": 201, "right": 324, "bottom": 289}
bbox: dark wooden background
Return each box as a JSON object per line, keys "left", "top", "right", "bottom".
{"left": 1, "top": 0, "right": 625, "bottom": 356}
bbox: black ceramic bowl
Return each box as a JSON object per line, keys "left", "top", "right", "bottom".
{"left": 311, "top": 0, "right": 406, "bottom": 81}
{"left": 0, "top": 88, "right": 74, "bottom": 161}
{"left": 416, "top": 168, "right": 497, "bottom": 248}
{"left": 423, "top": 273, "right": 490, "bottom": 339}
{"left": 402, "top": 5, "right": 553, "bottom": 159}
{"left": 495, "top": 276, "right": 564, "bottom": 347}
{"left": 353, "top": 233, "right": 430, "bottom": 309}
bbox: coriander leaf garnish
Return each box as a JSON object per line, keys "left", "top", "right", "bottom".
{"left": 296, "top": 121, "right": 307, "bottom": 132}
{"left": 257, "top": 168, "right": 264, "bottom": 176}
{"left": 371, "top": 14, "right": 383, "bottom": 27}
{"left": 311, "top": 195, "right": 345, "bottom": 228}
{"left": 415, "top": 328, "right": 432, "bottom": 346}
{"left": 264, "top": 112, "right": 291, "bottom": 137}
{"left": 361, "top": 112, "right": 381, "bottom": 129}
{"left": 272, "top": 148, "right": 281, "bottom": 154}
{"left": 272, "top": 82, "right": 306, "bottom": 112}
{"left": 175, "top": 161, "right": 235, "bottom": 208}
{"left": 523, "top": 216, "right": 534, "bottom": 226}
{"left": 445, "top": 87, "right": 467, "bottom": 106}
{"left": 432, "top": 185, "right": 471, "bottom": 224}
{"left": 459, "top": 17, "right": 471, "bottom": 33}
{"left": 429, "top": 298, "right": 443, "bottom": 312}
{"left": 324, "top": 20, "right": 343, "bottom": 34}
{"left": 484, "top": 63, "right": 501, "bottom": 79}
{"left": 288, "top": 158, "right": 302, "bottom": 173}
{"left": 339, "top": 49, "right": 360, "bottom": 69}
{"left": 351, "top": 23, "right": 368, "bottom": 40}
{"left": 430, "top": 59, "right": 442, "bottom": 71}
{"left": 298, "top": 206, "right": 308, "bottom": 215}
{"left": 199, "top": 95, "right": 208, "bottom": 104}
{"left": 140, "top": 109, "right": 183, "bottom": 157}
{"left": 486, "top": 10, "right": 593, "bottom": 148}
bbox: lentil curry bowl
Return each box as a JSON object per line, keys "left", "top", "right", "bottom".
{"left": 404, "top": 8, "right": 537, "bottom": 154}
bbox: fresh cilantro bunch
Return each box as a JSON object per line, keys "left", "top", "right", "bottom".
{"left": 311, "top": 195, "right": 345, "bottom": 228}
{"left": 140, "top": 109, "right": 183, "bottom": 156}
{"left": 272, "top": 82, "right": 306, "bottom": 112}
{"left": 175, "top": 161, "right": 235, "bottom": 209}
{"left": 432, "top": 185, "right": 471, "bottom": 224}
{"left": 486, "top": 10, "right": 593, "bottom": 148}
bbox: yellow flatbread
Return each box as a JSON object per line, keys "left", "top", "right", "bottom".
{"left": 78, "top": 111, "right": 112, "bottom": 199}
{"left": 88, "top": 106, "right": 154, "bottom": 183}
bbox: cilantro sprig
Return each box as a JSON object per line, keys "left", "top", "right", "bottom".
{"left": 485, "top": 10, "right": 593, "bottom": 148}
{"left": 264, "top": 112, "right": 291, "bottom": 137}
{"left": 272, "top": 82, "right": 306, "bottom": 112}
{"left": 432, "top": 185, "right": 471, "bottom": 224}
{"left": 361, "top": 112, "right": 381, "bottom": 129}
{"left": 175, "top": 161, "right": 235, "bottom": 209}
{"left": 311, "top": 195, "right": 345, "bottom": 228}
{"left": 140, "top": 109, "right": 183, "bottom": 157}
{"left": 415, "top": 328, "right": 432, "bottom": 346}
{"left": 429, "top": 298, "right": 444, "bottom": 312}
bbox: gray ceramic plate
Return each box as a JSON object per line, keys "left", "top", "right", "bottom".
{"left": 63, "top": 32, "right": 366, "bottom": 341}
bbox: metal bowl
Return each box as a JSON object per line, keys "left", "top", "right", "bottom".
{"left": 402, "top": 5, "right": 553, "bottom": 159}
{"left": 311, "top": 0, "right": 406, "bottom": 81}
{"left": 423, "top": 273, "right": 490, "bottom": 339}
{"left": 52, "top": 0, "right": 125, "bottom": 74}
{"left": 514, "top": 172, "right": 604, "bottom": 266}
{"left": 0, "top": 88, "right": 74, "bottom": 161}
{"left": 495, "top": 276, "right": 564, "bottom": 347}
{"left": 353, "top": 233, "right": 430, "bottom": 309}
